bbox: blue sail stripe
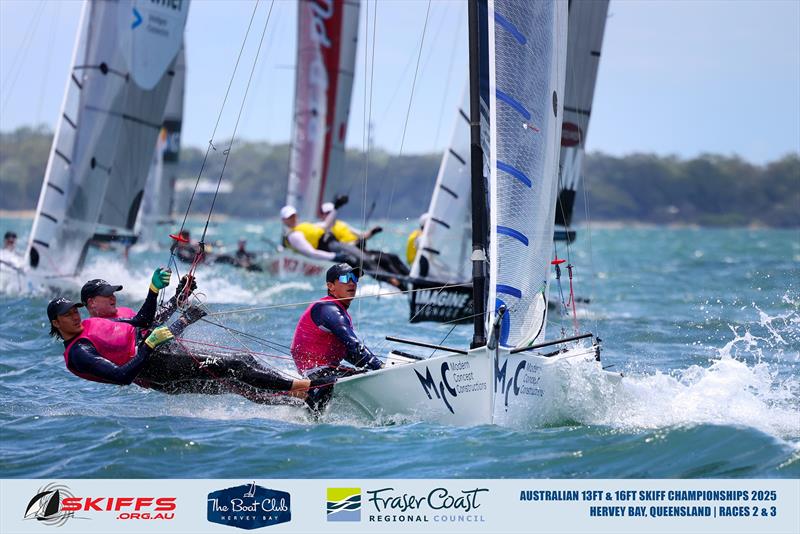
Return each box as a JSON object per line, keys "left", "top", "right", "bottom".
{"left": 496, "top": 284, "right": 522, "bottom": 299}
{"left": 496, "top": 298, "right": 511, "bottom": 347}
{"left": 496, "top": 89, "right": 531, "bottom": 120}
{"left": 494, "top": 12, "right": 526, "bottom": 45}
{"left": 496, "top": 225, "right": 529, "bottom": 246}
{"left": 497, "top": 161, "right": 532, "bottom": 187}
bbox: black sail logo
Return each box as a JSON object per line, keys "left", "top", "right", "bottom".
{"left": 24, "top": 484, "right": 76, "bottom": 527}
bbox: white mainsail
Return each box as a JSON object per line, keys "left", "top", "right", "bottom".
{"left": 555, "top": 0, "right": 609, "bottom": 236}
{"left": 486, "top": 0, "right": 567, "bottom": 348}
{"left": 26, "top": 0, "right": 189, "bottom": 276}
{"left": 286, "top": 0, "right": 360, "bottom": 220}
{"left": 407, "top": 84, "right": 474, "bottom": 322}
{"left": 137, "top": 45, "right": 187, "bottom": 240}
{"left": 411, "top": 84, "right": 472, "bottom": 284}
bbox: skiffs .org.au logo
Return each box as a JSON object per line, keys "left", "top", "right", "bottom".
{"left": 23, "top": 483, "right": 176, "bottom": 526}
{"left": 207, "top": 482, "right": 291, "bottom": 530}
{"left": 327, "top": 487, "right": 361, "bottom": 522}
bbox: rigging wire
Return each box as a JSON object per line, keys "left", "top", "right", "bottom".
{"left": 0, "top": 0, "right": 46, "bottom": 115}
{"left": 199, "top": 0, "right": 277, "bottom": 246}
{"left": 207, "top": 282, "right": 471, "bottom": 317}
{"left": 372, "top": 0, "right": 432, "bottom": 282}
{"left": 170, "top": 0, "right": 262, "bottom": 253}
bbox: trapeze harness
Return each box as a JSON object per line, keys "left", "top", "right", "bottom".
{"left": 291, "top": 296, "right": 383, "bottom": 375}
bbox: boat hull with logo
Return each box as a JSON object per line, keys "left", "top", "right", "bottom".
{"left": 331, "top": 342, "right": 620, "bottom": 426}
{"left": 332, "top": 348, "right": 494, "bottom": 425}
{"left": 264, "top": 249, "right": 330, "bottom": 278}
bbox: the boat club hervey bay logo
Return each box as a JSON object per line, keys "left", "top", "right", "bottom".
{"left": 207, "top": 482, "right": 291, "bottom": 529}
{"left": 328, "top": 486, "right": 489, "bottom": 524}
{"left": 23, "top": 483, "right": 177, "bottom": 526}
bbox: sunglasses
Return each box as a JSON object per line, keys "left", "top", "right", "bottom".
{"left": 336, "top": 272, "right": 359, "bottom": 284}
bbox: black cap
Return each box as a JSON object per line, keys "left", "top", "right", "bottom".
{"left": 80, "top": 279, "right": 123, "bottom": 303}
{"left": 4, "top": 231, "right": 16, "bottom": 240}
{"left": 47, "top": 297, "right": 84, "bottom": 321}
{"left": 326, "top": 263, "right": 363, "bottom": 283}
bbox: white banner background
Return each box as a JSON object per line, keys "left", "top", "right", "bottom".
{"left": 1, "top": 478, "right": 798, "bottom": 534}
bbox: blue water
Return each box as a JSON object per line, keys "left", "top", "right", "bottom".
{"left": 1, "top": 217, "right": 798, "bottom": 478}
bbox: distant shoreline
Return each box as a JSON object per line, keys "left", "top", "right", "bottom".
{"left": 0, "top": 210, "right": 792, "bottom": 230}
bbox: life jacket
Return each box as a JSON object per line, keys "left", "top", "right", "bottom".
{"left": 63, "top": 318, "right": 138, "bottom": 383}
{"left": 406, "top": 228, "right": 422, "bottom": 265}
{"left": 291, "top": 295, "right": 352, "bottom": 374}
{"left": 330, "top": 220, "right": 359, "bottom": 244}
{"left": 289, "top": 222, "right": 325, "bottom": 249}
{"left": 115, "top": 306, "right": 136, "bottom": 319}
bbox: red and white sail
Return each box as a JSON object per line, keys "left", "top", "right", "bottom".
{"left": 286, "top": 0, "right": 360, "bottom": 220}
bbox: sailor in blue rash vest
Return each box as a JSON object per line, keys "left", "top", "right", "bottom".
{"left": 291, "top": 264, "right": 384, "bottom": 377}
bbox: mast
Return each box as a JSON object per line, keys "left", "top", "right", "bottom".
{"left": 468, "top": 0, "right": 489, "bottom": 348}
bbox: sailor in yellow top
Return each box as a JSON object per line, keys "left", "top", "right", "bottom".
{"left": 315, "top": 197, "right": 411, "bottom": 288}
{"left": 406, "top": 213, "right": 428, "bottom": 265}
{"left": 319, "top": 202, "right": 382, "bottom": 246}
{"left": 280, "top": 205, "right": 343, "bottom": 262}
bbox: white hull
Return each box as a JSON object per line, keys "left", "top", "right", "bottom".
{"left": 330, "top": 342, "right": 620, "bottom": 426}
{"left": 264, "top": 249, "right": 331, "bottom": 278}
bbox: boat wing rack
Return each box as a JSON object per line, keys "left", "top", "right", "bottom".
{"left": 385, "top": 332, "right": 594, "bottom": 356}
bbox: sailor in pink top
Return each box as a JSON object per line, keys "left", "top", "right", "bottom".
{"left": 291, "top": 264, "right": 384, "bottom": 378}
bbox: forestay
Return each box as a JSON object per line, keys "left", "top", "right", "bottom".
{"left": 286, "top": 0, "right": 360, "bottom": 220}
{"left": 26, "top": 0, "right": 189, "bottom": 276}
{"left": 485, "top": 0, "right": 568, "bottom": 347}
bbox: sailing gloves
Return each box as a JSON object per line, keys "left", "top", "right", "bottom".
{"left": 149, "top": 268, "right": 172, "bottom": 293}
{"left": 333, "top": 195, "right": 349, "bottom": 210}
{"left": 175, "top": 274, "right": 197, "bottom": 298}
{"left": 369, "top": 226, "right": 383, "bottom": 237}
{"left": 145, "top": 326, "right": 174, "bottom": 349}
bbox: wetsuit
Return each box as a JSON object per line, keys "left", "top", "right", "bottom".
{"left": 291, "top": 296, "right": 383, "bottom": 378}
{"left": 320, "top": 237, "right": 410, "bottom": 285}
{"left": 62, "top": 292, "right": 301, "bottom": 404}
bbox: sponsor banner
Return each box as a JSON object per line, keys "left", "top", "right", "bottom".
{"left": 1, "top": 479, "right": 797, "bottom": 533}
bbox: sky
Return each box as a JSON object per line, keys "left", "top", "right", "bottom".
{"left": 1, "top": 0, "right": 798, "bottom": 164}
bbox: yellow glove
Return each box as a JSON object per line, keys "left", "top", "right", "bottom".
{"left": 145, "top": 326, "right": 174, "bottom": 349}
{"left": 149, "top": 267, "right": 172, "bottom": 293}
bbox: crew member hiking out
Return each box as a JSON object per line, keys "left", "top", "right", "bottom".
{"left": 49, "top": 269, "right": 332, "bottom": 407}
{"left": 318, "top": 199, "right": 410, "bottom": 282}
{"left": 279, "top": 203, "right": 346, "bottom": 262}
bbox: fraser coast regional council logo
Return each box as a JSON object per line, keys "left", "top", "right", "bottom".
{"left": 327, "top": 487, "right": 361, "bottom": 522}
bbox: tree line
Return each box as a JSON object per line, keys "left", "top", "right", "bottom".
{"left": 1, "top": 126, "right": 797, "bottom": 227}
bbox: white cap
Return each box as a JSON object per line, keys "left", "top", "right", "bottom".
{"left": 320, "top": 202, "right": 334, "bottom": 214}
{"left": 419, "top": 212, "right": 429, "bottom": 227}
{"left": 280, "top": 205, "right": 297, "bottom": 219}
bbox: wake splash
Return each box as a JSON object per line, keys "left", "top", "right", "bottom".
{"left": 81, "top": 256, "right": 312, "bottom": 305}
{"left": 554, "top": 304, "right": 800, "bottom": 441}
